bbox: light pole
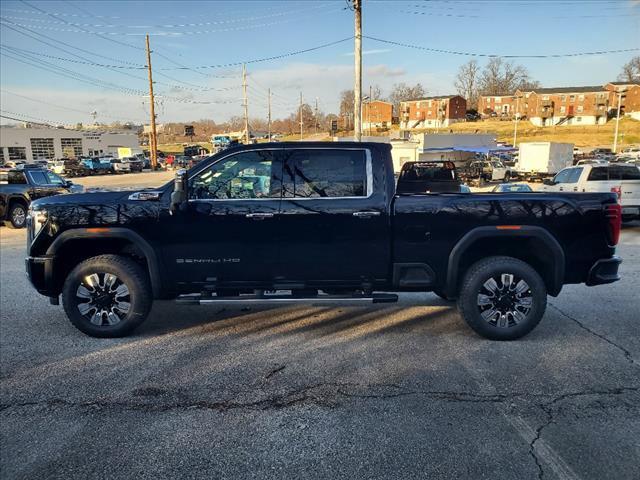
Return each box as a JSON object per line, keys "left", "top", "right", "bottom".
{"left": 612, "top": 89, "right": 624, "bottom": 153}
{"left": 512, "top": 95, "right": 521, "bottom": 147}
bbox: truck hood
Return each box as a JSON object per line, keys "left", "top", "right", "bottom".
{"left": 31, "top": 190, "right": 135, "bottom": 208}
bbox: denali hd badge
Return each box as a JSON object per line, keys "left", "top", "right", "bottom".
{"left": 176, "top": 258, "right": 240, "bottom": 264}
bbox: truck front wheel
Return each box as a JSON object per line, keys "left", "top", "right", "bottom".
{"left": 62, "top": 255, "right": 152, "bottom": 337}
{"left": 457, "top": 256, "right": 547, "bottom": 340}
{"left": 8, "top": 202, "right": 28, "bottom": 228}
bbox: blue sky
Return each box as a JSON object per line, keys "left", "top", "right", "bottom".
{"left": 1, "top": 0, "right": 639, "bottom": 125}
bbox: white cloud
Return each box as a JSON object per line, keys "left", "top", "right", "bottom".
{"left": 366, "top": 64, "right": 406, "bottom": 77}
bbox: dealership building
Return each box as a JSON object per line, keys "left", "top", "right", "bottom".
{"left": 0, "top": 126, "right": 140, "bottom": 163}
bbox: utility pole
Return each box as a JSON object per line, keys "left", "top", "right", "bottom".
{"left": 353, "top": 0, "right": 362, "bottom": 141}
{"left": 242, "top": 64, "right": 249, "bottom": 144}
{"left": 613, "top": 89, "right": 623, "bottom": 153}
{"left": 145, "top": 34, "right": 158, "bottom": 170}
{"left": 512, "top": 95, "right": 521, "bottom": 148}
{"left": 368, "top": 84, "right": 372, "bottom": 136}
{"left": 314, "top": 97, "right": 319, "bottom": 135}
{"left": 299, "top": 92, "right": 303, "bottom": 140}
{"left": 267, "top": 88, "right": 272, "bottom": 142}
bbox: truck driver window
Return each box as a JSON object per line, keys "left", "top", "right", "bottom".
{"left": 284, "top": 149, "right": 367, "bottom": 198}
{"left": 189, "top": 151, "right": 276, "bottom": 200}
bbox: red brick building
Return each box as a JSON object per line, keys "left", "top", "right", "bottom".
{"left": 605, "top": 82, "right": 640, "bottom": 120}
{"left": 362, "top": 100, "right": 393, "bottom": 130}
{"left": 513, "top": 86, "right": 610, "bottom": 126}
{"left": 400, "top": 95, "right": 467, "bottom": 129}
{"left": 478, "top": 95, "right": 517, "bottom": 117}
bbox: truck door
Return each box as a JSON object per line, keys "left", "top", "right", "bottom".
{"left": 161, "top": 148, "right": 283, "bottom": 288}
{"left": 277, "top": 147, "right": 390, "bottom": 285}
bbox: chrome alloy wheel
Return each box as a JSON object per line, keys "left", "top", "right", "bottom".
{"left": 11, "top": 205, "right": 26, "bottom": 226}
{"left": 476, "top": 273, "right": 533, "bottom": 328}
{"left": 76, "top": 273, "right": 131, "bottom": 326}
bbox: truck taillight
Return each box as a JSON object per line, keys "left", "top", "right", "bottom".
{"left": 605, "top": 203, "right": 621, "bottom": 246}
{"left": 610, "top": 186, "right": 622, "bottom": 202}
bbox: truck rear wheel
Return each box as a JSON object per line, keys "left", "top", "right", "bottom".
{"left": 457, "top": 256, "right": 547, "bottom": 340}
{"left": 62, "top": 255, "right": 152, "bottom": 337}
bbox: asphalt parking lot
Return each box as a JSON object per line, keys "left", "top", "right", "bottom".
{"left": 1, "top": 178, "right": 639, "bottom": 479}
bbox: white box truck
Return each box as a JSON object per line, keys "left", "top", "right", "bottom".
{"left": 516, "top": 142, "right": 573, "bottom": 180}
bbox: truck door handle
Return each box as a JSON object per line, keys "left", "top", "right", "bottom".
{"left": 245, "top": 213, "right": 274, "bottom": 219}
{"left": 353, "top": 211, "right": 381, "bottom": 218}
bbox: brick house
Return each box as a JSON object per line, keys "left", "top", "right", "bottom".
{"left": 478, "top": 95, "right": 517, "bottom": 116}
{"left": 605, "top": 82, "right": 640, "bottom": 121}
{"left": 400, "top": 95, "right": 467, "bottom": 130}
{"left": 362, "top": 100, "right": 393, "bottom": 130}
{"left": 514, "top": 86, "right": 610, "bottom": 127}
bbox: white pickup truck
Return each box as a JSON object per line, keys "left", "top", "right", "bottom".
{"left": 542, "top": 163, "right": 640, "bottom": 222}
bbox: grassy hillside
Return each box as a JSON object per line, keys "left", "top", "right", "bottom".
{"left": 428, "top": 117, "right": 640, "bottom": 148}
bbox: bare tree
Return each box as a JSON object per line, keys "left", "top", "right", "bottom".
{"left": 454, "top": 60, "right": 480, "bottom": 110}
{"left": 478, "top": 58, "right": 538, "bottom": 96}
{"left": 339, "top": 89, "right": 355, "bottom": 117}
{"left": 618, "top": 56, "right": 640, "bottom": 83}
{"left": 388, "top": 82, "right": 426, "bottom": 115}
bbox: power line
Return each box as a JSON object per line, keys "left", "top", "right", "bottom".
{"left": 3, "top": 3, "right": 338, "bottom": 29}
{"left": 0, "top": 89, "right": 147, "bottom": 122}
{"left": 0, "top": 43, "right": 145, "bottom": 69}
{"left": 0, "top": 20, "right": 143, "bottom": 66}
{"left": 7, "top": 4, "right": 347, "bottom": 36}
{"left": 158, "top": 37, "right": 354, "bottom": 71}
{"left": 363, "top": 35, "right": 640, "bottom": 58}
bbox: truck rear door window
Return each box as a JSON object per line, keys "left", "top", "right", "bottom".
{"left": 284, "top": 149, "right": 367, "bottom": 198}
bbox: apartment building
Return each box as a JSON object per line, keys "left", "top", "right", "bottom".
{"left": 478, "top": 95, "right": 517, "bottom": 116}
{"left": 362, "top": 100, "right": 393, "bottom": 130}
{"left": 400, "top": 95, "right": 467, "bottom": 130}
{"left": 605, "top": 82, "right": 640, "bottom": 120}
{"left": 514, "top": 86, "right": 610, "bottom": 127}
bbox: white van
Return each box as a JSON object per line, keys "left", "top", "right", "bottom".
{"left": 542, "top": 163, "right": 640, "bottom": 221}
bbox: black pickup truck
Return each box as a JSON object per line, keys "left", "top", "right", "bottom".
{"left": 0, "top": 168, "right": 82, "bottom": 228}
{"left": 25, "top": 142, "right": 622, "bottom": 340}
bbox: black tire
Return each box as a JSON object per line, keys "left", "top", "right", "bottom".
{"left": 8, "top": 202, "right": 28, "bottom": 228}
{"left": 457, "top": 256, "right": 547, "bottom": 341}
{"left": 62, "top": 254, "right": 152, "bottom": 337}
{"left": 503, "top": 172, "right": 511, "bottom": 182}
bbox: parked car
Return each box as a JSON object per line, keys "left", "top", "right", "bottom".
{"left": 573, "top": 147, "right": 584, "bottom": 156}
{"left": 0, "top": 168, "right": 82, "bottom": 228}
{"left": 121, "top": 157, "right": 143, "bottom": 173}
{"left": 620, "top": 147, "right": 640, "bottom": 159}
{"left": 542, "top": 163, "right": 640, "bottom": 221}
{"left": 491, "top": 183, "right": 533, "bottom": 193}
{"left": 110, "top": 158, "right": 131, "bottom": 173}
{"left": 592, "top": 148, "right": 613, "bottom": 156}
{"left": 468, "top": 160, "right": 510, "bottom": 182}
{"left": 81, "top": 157, "right": 112, "bottom": 175}
{"left": 26, "top": 142, "right": 622, "bottom": 341}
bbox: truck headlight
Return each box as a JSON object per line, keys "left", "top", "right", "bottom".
{"left": 29, "top": 208, "right": 48, "bottom": 238}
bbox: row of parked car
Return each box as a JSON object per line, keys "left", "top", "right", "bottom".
{"left": 2, "top": 155, "right": 150, "bottom": 177}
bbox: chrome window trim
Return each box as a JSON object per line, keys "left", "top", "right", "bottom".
{"left": 188, "top": 147, "right": 373, "bottom": 202}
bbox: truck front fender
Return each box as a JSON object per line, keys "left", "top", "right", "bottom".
{"left": 46, "top": 228, "right": 164, "bottom": 298}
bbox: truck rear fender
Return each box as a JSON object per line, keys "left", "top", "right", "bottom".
{"left": 46, "top": 228, "right": 164, "bottom": 298}
{"left": 445, "top": 226, "right": 565, "bottom": 298}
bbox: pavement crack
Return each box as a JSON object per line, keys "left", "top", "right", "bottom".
{"left": 550, "top": 303, "right": 638, "bottom": 367}
{"left": 2, "top": 384, "right": 637, "bottom": 415}
{"left": 264, "top": 365, "right": 286, "bottom": 380}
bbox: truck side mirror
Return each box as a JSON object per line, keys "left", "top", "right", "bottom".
{"left": 170, "top": 169, "right": 188, "bottom": 214}
{"left": 543, "top": 178, "right": 555, "bottom": 186}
